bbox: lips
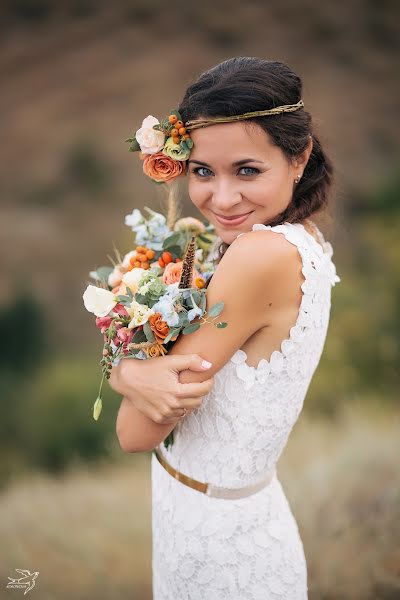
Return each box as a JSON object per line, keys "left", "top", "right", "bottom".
{"left": 213, "top": 211, "right": 253, "bottom": 226}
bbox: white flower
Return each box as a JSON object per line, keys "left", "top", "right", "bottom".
{"left": 108, "top": 267, "right": 125, "bottom": 288}
{"left": 122, "top": 268, "right": 146, "bottom": 294}
{"left": 195, "top": 248, "right": 204, "bottom": 262}
{"left": 82, "top": 285, "right": 118, "bottom": 317}
{"left": 135, "top": 116, "right": 165, "bottom": 154}
{"left": 125, "top": 208, "right": 144, "bottom": 229}
{"left": 152, "top": 294, "right": 179, "bottom": 327}
{"left": 126, "top": 299, "right": 154, "bottom": 328}
{"left": 188, "top": 305, "right": 203, "bottom": 322}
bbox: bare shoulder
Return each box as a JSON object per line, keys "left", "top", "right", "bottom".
{"left": 216, "top": 227, "right": 302, "bottom": 282}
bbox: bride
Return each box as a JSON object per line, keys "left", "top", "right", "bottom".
{"left": 109, "top": 56, "right": 340, "bottom": 599}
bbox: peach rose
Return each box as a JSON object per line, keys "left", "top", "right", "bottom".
{"left": 148, "top": 312, "right": 178, "bottom": 344}
{"left": 145, "top": 343, "right": 168, "bottom": 357}
{"left": 142, "top": 152, "right": 186, "bottom": 183}
{"left": 162, "top": 261, "right": 201, "bottom": 287}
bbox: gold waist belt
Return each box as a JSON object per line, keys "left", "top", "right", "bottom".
{"left": 153, "top": 445, "right": 277, "bottom": 500}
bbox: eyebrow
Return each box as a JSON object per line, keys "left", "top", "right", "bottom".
{"left": 187, "top": 158, "right": 264, "bottom": 167}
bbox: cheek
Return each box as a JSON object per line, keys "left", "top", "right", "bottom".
{"left": 188, "top": 179, "right": 206, "bottom": 208}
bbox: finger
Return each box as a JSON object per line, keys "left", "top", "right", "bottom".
{"left": 166, "top": 353, "right": 213, "bottom": 373}
{"left": 176, "top": 379, "right": 214, "bottom": 399}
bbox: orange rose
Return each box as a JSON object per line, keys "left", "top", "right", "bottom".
{"left": 143, "top": 152, "right": 186, "bottom": 183}
{"left": 149, "top": 312, "right": 178, "bottom": 344}
{"left": 145, "top": 343, "right": 163, "bottom": 357}
{"left": 162, "top": 261, "right": 201, "bottom": 286}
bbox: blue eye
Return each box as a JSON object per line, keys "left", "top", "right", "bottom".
{"left": 191, "top": 166, "right": 260, "bottom": 177}
{"left": 192, "top": 166, "right": 212, "bottom": 177}
{"left": 239, "top": 167, "right": 259, "bottom": 175}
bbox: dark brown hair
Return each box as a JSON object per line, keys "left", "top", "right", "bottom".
{"left": 178, "top": 57, "right": 334, "bottom": 264}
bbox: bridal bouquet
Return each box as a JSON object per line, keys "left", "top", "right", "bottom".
{"left": 83, "top": 205, "right": 227, "bottom": 425}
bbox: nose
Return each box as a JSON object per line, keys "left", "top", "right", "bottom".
{"left": 211, "top": 178, "right": 242, "bottom": 212}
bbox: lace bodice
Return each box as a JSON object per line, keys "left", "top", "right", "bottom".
{"left": 151, "top": 221, "right": 341, "bottom": 599}
{"left": 156, "top": 221, "right": 340, "bottom": 486}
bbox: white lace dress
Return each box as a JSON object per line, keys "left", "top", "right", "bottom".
{"left": 151, "top": 221, "right": 341, "bottom": 599}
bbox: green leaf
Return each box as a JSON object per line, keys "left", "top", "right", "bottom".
{"left": 163, "top": 327, "right": 181, "bottom": 344}
{"left": 178, "top": 311, "right": 189, "bottom": 326}
{"left": 207, "top": 301, "right": 224, "bottom": 318}
{"left": 94, "top": 265, "right": 113, "bottom": 283}
{"left": 185, "top": 138, "right": 194, "bottom": 149}
{"left": 143, "top": 321, "right": 156, "bottom": 342}
{"left": 128, "top": 138, "right": 141, "bottom": 152}
{"left": 180, "top": 140, "right": 189, "bottom": 152}
{"left": 131, "top": 329, "right": 147, "bottom": 343}
{"left": 169, "top": 109, "right": 182, "bottom": 120}
{"left": 182, "top": 322, "right": 201, "bottom": 335}
{"left": 162, "top": 232, "right": 182, "bottom": 249}
{"left": 216, "top": 321, "right": 228, "bottom": 328}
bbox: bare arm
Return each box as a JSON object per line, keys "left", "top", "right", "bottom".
{"left": 115, "top": 229, "right": 298, "bottom": 453}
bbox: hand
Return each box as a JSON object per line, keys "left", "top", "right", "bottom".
{"left": 108, "top": 354, "right": 214, "bottom": 424}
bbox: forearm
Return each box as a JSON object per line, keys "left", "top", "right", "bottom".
{"left": 116, "top": 395, "right": 181, "bottom": 453}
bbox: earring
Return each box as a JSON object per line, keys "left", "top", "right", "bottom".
{"left": 295, "top": 174, "right": 302, "bottom": 184}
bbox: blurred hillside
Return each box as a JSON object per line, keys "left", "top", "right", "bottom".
{"left": 0, "top": 0, "right": 399, "bottom": 481}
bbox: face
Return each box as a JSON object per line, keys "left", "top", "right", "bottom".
{"left": 187, "top": 120, "right": 313, "bottom": 245}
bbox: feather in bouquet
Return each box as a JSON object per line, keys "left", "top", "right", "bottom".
{"left": 82, "top": 204, "right": 227, "bottom": 431}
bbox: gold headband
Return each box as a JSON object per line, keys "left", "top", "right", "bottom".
{"left": 185, "top": 99, "right": 305, "bottom": 131}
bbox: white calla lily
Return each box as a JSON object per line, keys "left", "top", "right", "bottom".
{"left": 83, "top": 285, "right": 118, "bottom": 317}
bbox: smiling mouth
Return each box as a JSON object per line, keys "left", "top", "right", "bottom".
{"left": 213, "top": 211, "right": 253, "bottom": 220}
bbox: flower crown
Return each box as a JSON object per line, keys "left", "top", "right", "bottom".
{"left": 125, "top": 100, "right": 304, "bottom": 185}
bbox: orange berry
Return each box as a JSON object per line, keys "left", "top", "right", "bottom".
{"left": 134, "top": 260, "right": 141, "bottom": 268}
{"left": 176, "top": 120, "right": 183, "bottom": 129}
{"left": 127, "top": 263, "right": 134, "bottom": 271}
{"left": 146, "top": 249, "right": 155, "bottom": 260}
{"left": 142, "top": 261, "right": 150, "bottom": 269}
{"left": 171, "top": 128, "right": 179, "bottom": 137}
{"left": 183, "top": 134, "right": 190, "bottom": 140}
{"left": 136, "top": 246, "right": 147, "bottom": 253}
{"left": 168, "top": 115, "right": 178, "bottom": 124}
{"left": 162, "top": 251, "right": 173, "bottom": 265}
{"left": 129, "top": 255, "right": 137, "bottom": 265}
{"left": 158, "top": 257, "right": 165, "bottom": 268}
{"left": 195, "top": 277, "right": 205, "bottom": 289}
{"left": 172, "top": 136, "right": 181, "bottom": 145}
{"left": 178, "top": 127, "right": 186, "bottom": 135}
{"left": 137, "top": 253, "right": 147, "bottom": 262}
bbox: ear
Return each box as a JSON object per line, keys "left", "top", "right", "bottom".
{"left": 293, "top": 135, "right": 313, "bottom": 171}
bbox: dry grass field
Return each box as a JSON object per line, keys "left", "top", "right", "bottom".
{"left": 0, "top": 401, "right": 398, "bottom": 600}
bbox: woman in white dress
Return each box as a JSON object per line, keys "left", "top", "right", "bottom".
{"left": 110, "top": 57, "right": 341, "bottom": 599}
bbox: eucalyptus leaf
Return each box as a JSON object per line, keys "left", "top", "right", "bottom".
{"left": 182, "top": 322, "right": 201, "bottom": 335}
{"left": 216, "top": 321, "right": 228, "bottom": 328}
{"left": 164, "top": 327, "right": 181, "bottom": 344}
{"left": 185, "top": 138, "right": 194, "bottom": 149}
{"left": 178, "top": 311, "right": 189, "bottom": 326}
{"left": 207, "top": 301, "right": 224, "bottom": 318}
{"left": 163, "top": 244, "right": 182, "bottom": 256}
{"left": 143, "top": 321, "right": 156, "bottom": 342}
{"left": 162, "top": 232, "right": 181, "bottom": 248}
{"left": 131, "top": 329, "right": 147, "bottom": 343}
{"left": 95, "top": 265, "right": 113, "bottom": 283}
